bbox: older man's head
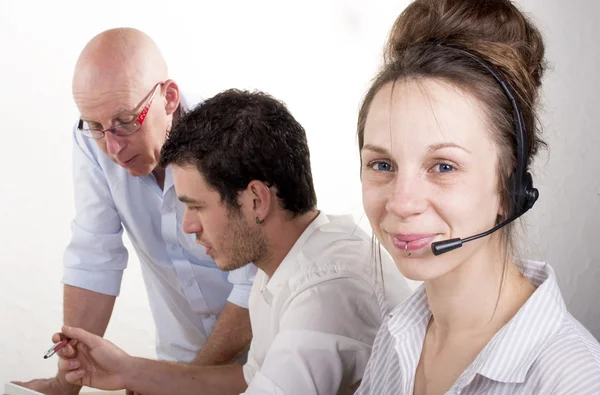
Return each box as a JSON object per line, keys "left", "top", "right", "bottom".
{"left": 73, "top": 28, "right": 180, "bottom": 176}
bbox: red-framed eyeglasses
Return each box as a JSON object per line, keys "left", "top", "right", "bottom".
{"left": 77, "top": 81, "right": 164, "bottom": 139}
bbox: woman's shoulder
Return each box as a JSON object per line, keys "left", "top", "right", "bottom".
{"left": 529, "top": 312, "right": 600, "bottom": 392}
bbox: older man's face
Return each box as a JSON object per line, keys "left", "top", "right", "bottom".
{"left": 73, "top": 77, "right": 170, "bottom": 177}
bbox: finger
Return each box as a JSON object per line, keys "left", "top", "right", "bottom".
{"left": 58, "top": 343, "right": 76, "bottom": 358}
{"left": 61, "top": 326, "right": 102, "bottom": 348}
{"left": 52, "top": 332, "right": 75, "bottom": 343}
{"left": 58, "top": 357, "right": 81, "bottom": 372}
{"left": 52, "top": 332, "right": 78, "bottom": 358}
{"left": 65, "top": 369, "right": 86, "bottom": 386}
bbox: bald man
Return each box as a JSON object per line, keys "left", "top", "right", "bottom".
{"left": 15, "top": 28, "right": 256, "bottom": 395}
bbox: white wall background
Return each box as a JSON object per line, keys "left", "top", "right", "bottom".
{"left": 0, "top": 0, "right": 598, "bottom": 385}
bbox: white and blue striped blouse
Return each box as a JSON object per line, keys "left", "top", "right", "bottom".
{"left": 357, "top": 260, "right": 600, "bottom": 394}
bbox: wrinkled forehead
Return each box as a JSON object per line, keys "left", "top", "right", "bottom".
{"left": 73, "top": 71, "right": 149, "bottom": 122}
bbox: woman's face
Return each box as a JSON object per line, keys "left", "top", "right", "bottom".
{"left": 361, "top": 79, "right": 503, "bottom": 281}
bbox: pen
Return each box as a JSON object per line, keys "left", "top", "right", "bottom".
{"left": 43, "top": 339, "right": 69, "bottom": 359}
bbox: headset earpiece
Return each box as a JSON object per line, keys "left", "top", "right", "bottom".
{"left": 431, "top": 45, "right": 540, "bottom": 255}
{"left": 509, "top": 171, "right": 538, "bottom": 217}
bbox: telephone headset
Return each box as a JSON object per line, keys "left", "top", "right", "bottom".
{"left": 430, "top": 45, "right": 539, "bottom": 256}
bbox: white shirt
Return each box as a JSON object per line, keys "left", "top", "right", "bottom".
{"left": 242, "top": 212, "right": 412, "bottom": 395}
{"left": 62, "top": 95, "right": 256, "bottom": 362}
{"left": 357, "top": 260, "right": 600, "bottom": 394}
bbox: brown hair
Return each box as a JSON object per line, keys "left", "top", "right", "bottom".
{"left": 358, "top": 0, "right": 547, "bottom": 246}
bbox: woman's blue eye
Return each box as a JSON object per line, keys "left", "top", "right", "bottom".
{"left": 437, "top": 163, "right": 454, "bottom": 173}
{"left": 373, "top": 162, "right": 393, "bottom": 172}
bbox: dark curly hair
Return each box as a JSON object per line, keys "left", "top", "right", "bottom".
{"left": 160, "top": 88, "right": 317, "bottom": 216}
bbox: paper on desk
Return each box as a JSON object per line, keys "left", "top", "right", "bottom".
{"left": 3, "top": 383, "right": 43, "bottom": 395}
{"left": 4, "top": 383, "right": 125, "bottom": 395}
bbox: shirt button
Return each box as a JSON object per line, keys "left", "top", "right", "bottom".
{"left": 186, "top": 278, "right": 195, "bottom": 287}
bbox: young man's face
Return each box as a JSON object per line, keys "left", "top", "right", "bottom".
{"left": 172, "top": 164, "right": 267, "bottom": 271}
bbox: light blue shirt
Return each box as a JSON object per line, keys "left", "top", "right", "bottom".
{"left": 61, "top": 101, "right": 256, "bottom": 362}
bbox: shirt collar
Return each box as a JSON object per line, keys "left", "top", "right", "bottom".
{"left": 464, "top": 260, "right": 566, "bottom": 385}
{"left": 387, "top": 260, "right": 566, "bottom": 387}
{"left": 164, "top": 165, "right": 174, "bottom": 193}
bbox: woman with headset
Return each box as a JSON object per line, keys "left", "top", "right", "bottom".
{"left": 356, "top": 0, "right": 600, "bottom": 393}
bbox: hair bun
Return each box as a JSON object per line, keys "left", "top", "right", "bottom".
{"left": 385, "top": 0, "right": 546, "bottom": 96}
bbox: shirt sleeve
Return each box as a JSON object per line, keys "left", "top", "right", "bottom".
{"left": 62, "top": 126, "right": 128, "bottom": 296}
{"left": 226, "top": 263, "right": 257, "bottom": 309}
{"left": 243, "top": 275, "right": 382, "bottom": 395}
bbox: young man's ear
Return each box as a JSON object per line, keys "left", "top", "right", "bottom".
{"left": 248, "top": 181, "right": 271, "bottom": 224}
